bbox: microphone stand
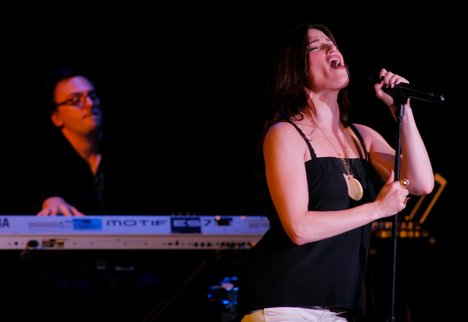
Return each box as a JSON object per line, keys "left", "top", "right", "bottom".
{"left": 378, "top": 79, "right": 444, "bottom": 320}
{"left": 387, "top": 97, "right": 405, "bottom": 322}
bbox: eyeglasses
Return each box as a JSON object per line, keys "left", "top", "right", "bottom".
{"left": 55, "top": 91, "right": 100, "bottom": 108}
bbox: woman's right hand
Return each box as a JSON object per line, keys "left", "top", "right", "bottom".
{"left": 37, "top": 196, "right": 85, "bottom": 216}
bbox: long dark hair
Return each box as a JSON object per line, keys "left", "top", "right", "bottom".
{"left": 254, "top": 23, "right": 353, "bottom": 212}
{"left": 262, "top": 23, "right": 352, "bottom": 134}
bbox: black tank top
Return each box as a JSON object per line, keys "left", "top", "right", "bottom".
{"left": 238, "top": 122, "right": 377, "bottom": 316}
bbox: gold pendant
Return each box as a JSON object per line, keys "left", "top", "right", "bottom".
{"left": 344, "top": 174, "right": 363, "bottom": 201}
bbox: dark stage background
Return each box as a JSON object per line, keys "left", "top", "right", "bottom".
{"left": 0, "top": 4, "right": 454, "bottom": 322}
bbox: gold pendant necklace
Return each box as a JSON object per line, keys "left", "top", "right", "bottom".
{"left": 315, "top": 123, "right": 363, "bottom": 201}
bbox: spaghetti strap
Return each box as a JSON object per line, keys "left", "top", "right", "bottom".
{"left": 349, "top": 124, "right": 369, "bottom": 161}
{"left": 286, "top": 121, "right": 317, "bottom": 159}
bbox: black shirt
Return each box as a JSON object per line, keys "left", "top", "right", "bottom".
{"left": 31, "top": 132, "right": 138, "bottom": 215}
{"left": 237, "top": 124, "right": 377, "bottom": 316}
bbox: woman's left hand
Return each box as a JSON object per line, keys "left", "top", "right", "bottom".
{"left": 373, "top": 68, "right": 410, "bottom": 106}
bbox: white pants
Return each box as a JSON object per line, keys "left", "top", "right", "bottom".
{"left": 241, "top": 307, "right": 349, "bottom": 322}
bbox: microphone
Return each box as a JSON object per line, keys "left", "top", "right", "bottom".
{"left": 370, "top": 76, "right": 445, "bottom": 104}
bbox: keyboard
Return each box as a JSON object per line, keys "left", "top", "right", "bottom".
{"left": 0, "top": 215, "right": 269, "bottom": 250}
